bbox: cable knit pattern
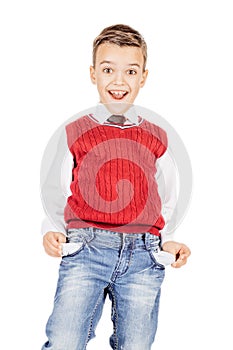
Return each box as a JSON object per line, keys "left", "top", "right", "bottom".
{"left": 64, "top": 115, "right": 167, "bottom": 236}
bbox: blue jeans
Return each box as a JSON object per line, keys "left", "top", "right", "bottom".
{"left": 42, "top": 228, "right": 165, "bottom": 350}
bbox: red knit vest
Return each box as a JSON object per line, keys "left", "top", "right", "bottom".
{"left": 64, "top": 115, "right": 167, "bottom": 236}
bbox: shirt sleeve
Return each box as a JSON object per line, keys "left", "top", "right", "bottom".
{"left": 156, "top": 149, "right": 179, "bottom": 245}
{"left": 40, "top": 127, "right": 73, "bottom": 236}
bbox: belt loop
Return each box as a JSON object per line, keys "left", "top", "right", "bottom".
{"left": 89, "top": 226, "right": 95, "bottom": 240}
{"left": 144, "top": 233, "right": 151, "bottom": 250}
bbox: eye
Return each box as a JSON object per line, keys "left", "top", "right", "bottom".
{"left": 103, "top": 67, "right": 113, "bottom": 74}
{"left": 127, "top": 69, "right": 137, "bottom": 75}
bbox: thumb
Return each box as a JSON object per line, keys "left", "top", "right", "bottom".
{"left": 55, "top": 232, "right": 67, "bottom": 244}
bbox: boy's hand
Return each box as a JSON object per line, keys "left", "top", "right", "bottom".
{"left": 162, "top": 241, "right": 191, "bottom": 268}
{"left": 43, "top": 231, "right": 66, "bottom": 257}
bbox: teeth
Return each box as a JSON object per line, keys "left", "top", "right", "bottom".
{"left": 110, "top": 90, "right": 127, "bottom": 98}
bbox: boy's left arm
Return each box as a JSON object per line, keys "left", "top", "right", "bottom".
{"left": 156, "top": 150, "right": 191, "bottom": 268}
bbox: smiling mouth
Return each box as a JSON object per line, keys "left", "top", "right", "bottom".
{"left": 109, "top": 90, "right": 128, "bottom": 100}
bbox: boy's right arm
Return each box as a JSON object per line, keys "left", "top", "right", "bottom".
{"left": 41, "top": 126, "right": 73, "bottom": 257}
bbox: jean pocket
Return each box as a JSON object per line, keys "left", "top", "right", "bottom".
{"left": 150, "top": 249, "right": 175, "bottom": 268}
{"left": 61, "top": 242, "right": 84, "bottom": 257}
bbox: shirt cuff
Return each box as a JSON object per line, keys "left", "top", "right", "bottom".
{"left": 41, "top": 217, "right": 67, "bottom": 236}
{"left": 160, "top": 227, "right": 175, "bottom": 246}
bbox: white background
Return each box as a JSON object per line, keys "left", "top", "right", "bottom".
{"left": 1, "top": 0, "right": 232, "bottom": 349}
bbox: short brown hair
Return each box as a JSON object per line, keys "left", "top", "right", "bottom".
{"left": 92, "top": 24, "right": 147, "bottom": 71}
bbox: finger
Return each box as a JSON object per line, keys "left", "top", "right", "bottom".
{"left": 172, "top": 255, "right": 188, "bottom": 268}
{"left": 43, "top": 238, "right": 62, "bottom": 257}
{"left": 56, "top": 233, "right": 67, "bottom": 244}
{"left": 180, "top": 245, "right": 191, "bottom": 257}
{"left": 46, "top": 234, "right": 61, "bottom": 248}
{"left": 45, "top": 245, "right": 62, "bottom": 257}
{"left": 172, "top": 260, "right": 185, "bottom": 268}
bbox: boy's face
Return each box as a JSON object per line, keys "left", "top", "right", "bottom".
{"left": 90, "top": 43, "right": 148, "bottom": 108}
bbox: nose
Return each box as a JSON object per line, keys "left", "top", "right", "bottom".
{"left": 113, "top": 70, "right": 124, "bottom": 85}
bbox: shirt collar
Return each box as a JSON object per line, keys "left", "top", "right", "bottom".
{"left": 94, "top": 103, "right": 139, "bottom": 125}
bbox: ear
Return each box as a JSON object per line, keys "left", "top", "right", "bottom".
{"left": 140, "top": 69, "right": 148, "bottom": 88}
{"left": 90, "top": 65, "right": 96, "bottom": 84}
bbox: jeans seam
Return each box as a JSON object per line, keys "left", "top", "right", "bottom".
{"left": 108, "top": 284, "right": 119, "bottom": 350}
{"left": 85, "top": 289, "right": 105, "bottom": 347}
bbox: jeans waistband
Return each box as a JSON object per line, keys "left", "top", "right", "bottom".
{"left": 67, "top": 227, "right": 161, "bottom": 250}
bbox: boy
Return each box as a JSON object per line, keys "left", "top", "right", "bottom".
{"left": 41, "top": 24, "right": 191, "bottom": 349}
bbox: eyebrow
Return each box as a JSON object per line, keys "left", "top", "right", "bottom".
{"left": 100, "top": 60, "right": 141, "bottom": 68}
